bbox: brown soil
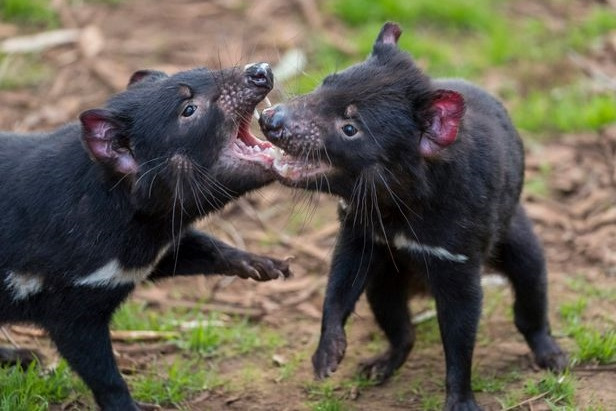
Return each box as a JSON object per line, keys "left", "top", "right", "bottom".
{"left": 1, "top": 1, "right": 614, "bottom": 410}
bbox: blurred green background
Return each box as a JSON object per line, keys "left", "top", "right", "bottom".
{"left": 1, "top": 0, "right": 615, "bottom": 136}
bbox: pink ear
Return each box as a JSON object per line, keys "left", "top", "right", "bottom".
{"left": 375, "top": 22, "right": 402, "bottom": 45}
{"left": 419, "top": 90, "right": 465, "bottom": 157}
{"left": 80, "top": 109, "right": 138, "bottom": 175}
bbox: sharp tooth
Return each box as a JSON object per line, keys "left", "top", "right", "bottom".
{"left": 253, "top": 109, "right": 260, "bottom": 120}
{"left": 264, "top": 97, "right": 272, "bottom": 108}
{"left": 270, "top": 148, "right": 283, "bottom": 160}
{"left": 281, "top": 164, "right": 289, "bottom": 177}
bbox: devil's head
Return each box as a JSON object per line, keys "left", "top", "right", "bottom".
{"left": 260, "top": 22, "right": 465, "bottom": 201}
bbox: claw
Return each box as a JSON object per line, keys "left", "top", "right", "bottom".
{"left": 241, "top": 261, "right": 262, "bottom": 280}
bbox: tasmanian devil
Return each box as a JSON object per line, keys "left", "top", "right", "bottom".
{"left": 0, "top": 62, "right": 290, "bottom": 410}
{"left": 260, "top": 23, "right": 568, "bottom": 410}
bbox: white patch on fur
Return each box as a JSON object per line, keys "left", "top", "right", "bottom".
{"left": 5, "top": 271, "right": 43, "bottom": 301}
{"left": 75, "top": 245, "right": 170, "bottom": 288}
{"left": 373, "top": 233, "right": 468, "bottom": 263}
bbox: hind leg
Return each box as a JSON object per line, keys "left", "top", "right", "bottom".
{"left": 491, "top": 205, "right": 568, "bottom": 371}
{"left": 358, "top": 262, "right": 413, "bottom": 384}
{"left": 46, "top": 319, "right": 139, "bottom": 411}
{"left": 41, "top": 287, "right": 142, "bottom": 410}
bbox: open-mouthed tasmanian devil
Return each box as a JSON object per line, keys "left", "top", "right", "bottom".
{"left": 0, "top": 62, "right": 290, "bottom": 411}
{"left": 260, "top": 22, "right": 567, "bottom": 410}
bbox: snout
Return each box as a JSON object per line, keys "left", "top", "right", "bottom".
{"left": 244, "top": 62, "right": 274, "bottom": 90}
{"left": 259, "top": 105, "right": 286, "bottom": 141}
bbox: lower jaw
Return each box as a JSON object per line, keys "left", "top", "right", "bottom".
{"left": 213, "top": 164, "right": 276, "bottom": 193}
{"left": 274, "top": 171, "right": 322, "bottom": 187}
{"left": 273, "top": 163, "right": 332, "bottom": 184}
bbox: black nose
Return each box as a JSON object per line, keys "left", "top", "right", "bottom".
{"left": 245, "top": 62, "right": 274, "bottom": 89}
{"left": 259, "top": 105, "right": 286, "bottom": 136}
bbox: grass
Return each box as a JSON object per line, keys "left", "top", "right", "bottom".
{"left": 183, "top": 315, "right": 284, "bottom": 356}
{"left": 0, "top": 54, "right": 53, "bottom": 90}
{"left": 512, "top": 85, "right": 616, "bottom": 134}
{"left": 287, "top": 0, "right": 616, "bottom": 136}
{"left": 111, "top": 299, "right": 182, "bottom": 332}
{"left": 0, "top": 0, "right": 58, "bottom": 27}
{"left": 567, "top": 6, "right": 616, "bottom": 51}
{"left": 498, "top": 372, "right": 576, "bottom": 410}
{"left": 305, "top": 381, "right": 346, "bottom": 411}
{"left": 114, "top": 300, "right": 284, "bottom": 357}
{"left": 130, "top": 357, "right": 221, "bottom": 407}
{"left": 406, "top": 379, "right": 443, "bottom": 411}
{"left": 0, "top": 360, "right": 88, "bottom": 410}
{"left": 0, "top": 0, "right": 129, "bottom": 26}
{"left": 276, "top": 352, "right": 305, "bottom": 382}
{"left": 565, "top": 276, "right": 616, "bottom": 301}
{"left": 114, "top": 300, "right": 286, "bottom": 406}
{"left": 415, "top": 314, "right": 441, "bottom": 346}
{"left": 524, "top": 371, "right": 576, "bottom": 407}
{"left": 327, "top": 0, "right": 504, "bottom": 31}
{"left": 560, "top": 298, "right": 616, "bottom": 365}
{"left": 472, "top": 371, "right": 512, "bottom": 394}
{"left": 420, "top": 393, "right": 442, "bottom": 411}
{"left": 524, "top": 161, "right": 552, "bottom": 198}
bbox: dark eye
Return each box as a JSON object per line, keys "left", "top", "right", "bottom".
{"left": 182, "top": 104, "right": 197, "bottom": 117}
{"left": 342, "top": 124, "right": 357, "bottom": 137}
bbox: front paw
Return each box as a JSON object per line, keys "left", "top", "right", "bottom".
{"left": 312, "top": 329, "right": 347, "bottom": 379}
{"left": 444, "top": 396, "right": 481, "bottom": 411}
{"left": 233, "top": 253, "right": 293, "bottom": 281}
{"left": 531, "top": 335, "right": 569, "bottom": 373}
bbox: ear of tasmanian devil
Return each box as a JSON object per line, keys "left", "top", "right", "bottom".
{"left": 375, "top": 22, "right": 402, "bottom": 45}
{"left": 127, "top": 69, "right": 168, "bottom": 88}
{"left": 419, "top": 90, "right": 465, "bottom": 157}
{"left": 79, "top": 109, "right": 138, "bottom": 175}
{"left": 372, "top": 22, "right": 402, "bottom": 57}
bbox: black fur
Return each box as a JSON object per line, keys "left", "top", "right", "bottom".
{"left": 0, "top": 62, "right": 290, "bottom": 410}
{"left": 260, "top": 22, "right": 567, "bottom": 410}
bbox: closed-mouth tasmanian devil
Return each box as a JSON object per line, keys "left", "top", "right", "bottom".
{"left": 260, "top": 23, "right": 568, "bottom": 410}
{"left": 0, "top": 62, "right": 290, "bottom": 410}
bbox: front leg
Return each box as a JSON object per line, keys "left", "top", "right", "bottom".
{"left": 151, "top": 229, "right": 292, "bottom": 281}
{"left": 428, "top": 259, "right": 483, "bottom": 410}
{"left": 313, "top": 228, "right": 380, "bottom": 379}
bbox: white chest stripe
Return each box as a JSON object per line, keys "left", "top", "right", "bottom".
{"left": 74, "top": 259, "right": 152, "bottom": 287}
{"left": 76, "top": 245, "right": 170, "bottom": 288}
{"left": 5, "top": 271, "right": 44, "bottom": 301}
{"left": 375, "top": 233, "right": 468, "bottom": 263}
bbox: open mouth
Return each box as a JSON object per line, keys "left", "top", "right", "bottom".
{"left": 231, "top": 115, "right": 331, "bottom": 180}
{"left": 228, "top": 98, "right": 282, "bottom": 168}
{"left": 226, "top": 99, "right": 332, "bottom": 181}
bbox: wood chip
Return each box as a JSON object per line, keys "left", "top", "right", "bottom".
{"left": 110, "top": 330, "right": 179, "bottom": 342}
{"left": 272, "top": 353, "right": 286, "bottom": 366}
{"left": 1, "top": 29, "right": 80, "bottom": 54}
{"left": 78, "top": 25, "right": 105, "bottom": 59}
{"left": 9, "top": 325, "right": 46, "bottom": 337}
{"left": 115, "top": 342, "right": 179, "bottom": 355}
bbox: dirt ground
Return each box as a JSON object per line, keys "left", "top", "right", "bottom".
{"left": 0, "top": 1, "right": 614, "bottom": 410}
